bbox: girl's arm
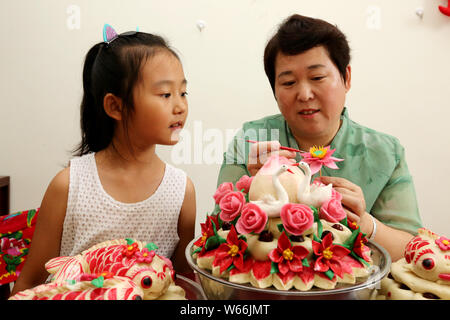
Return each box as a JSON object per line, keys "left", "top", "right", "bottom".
{"left": 172, "top": 176, "right": 196, "bottom": 275}
{"left": 10, "top": 168, "right": 69, "bottom": 296}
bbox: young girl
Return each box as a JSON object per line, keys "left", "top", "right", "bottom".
{"left": 11, "top": 26, "right": 196, "bottom": 295}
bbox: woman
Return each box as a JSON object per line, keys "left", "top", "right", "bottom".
{"left": 216, "top": 14, "right": 422, "bottom": 261}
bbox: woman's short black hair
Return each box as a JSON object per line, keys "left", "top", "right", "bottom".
{"left": 73, "top": 32, "right": 179, "bottom": 157}
{"left": 264, "top": 14, "right": 351, "bottom": 93}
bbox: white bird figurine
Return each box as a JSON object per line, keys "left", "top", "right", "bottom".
{"left": 294, "top": 162, "right": 332, "bottom": 208}
{"left": 250, "top": 164, "right": 294, "bottom": 218}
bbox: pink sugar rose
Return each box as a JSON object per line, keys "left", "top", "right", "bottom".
{"left": 236, "top": 203, "right": 268, "bottom": 234}
{"left": 219, "top": 191, "right": 246, "bottom": 222}
{"left": 319, "top": 198, "right": 346, "bottom": 223}
{"left": 236, "top": 175, "right": 254, "bottom": 194}
{"left": 331, "top": 188, "right": 342, "bottom": 201}
{"left": 280, "top": 203, "right": 314, "bottom": 236}
{"left": 213, "top": 182, "right": 234, "bottom": 204}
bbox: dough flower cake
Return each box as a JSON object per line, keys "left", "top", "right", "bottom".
{"left": 191, "top": 155, "right": 375, "bottom": 291}
{"left": 10, "top": 239, "right": 185, "bottom": 300}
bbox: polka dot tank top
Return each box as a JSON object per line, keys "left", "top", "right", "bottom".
{"left": 60, "top": 153, "right": 186, "bottom": 258}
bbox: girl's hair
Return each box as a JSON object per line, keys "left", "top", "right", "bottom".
{"left": 73, "top": 32, "right": 180, "bottom": 157}
{"left": 264, "top": 14, "right": 351, "bottom": 94}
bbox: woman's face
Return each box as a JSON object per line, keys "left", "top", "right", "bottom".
{"left": 274, "top": 46, "right": 351, "bottom": 145}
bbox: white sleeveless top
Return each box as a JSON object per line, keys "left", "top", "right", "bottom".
{"left": 60, "top": 153, "right": 186, "bottom": 258}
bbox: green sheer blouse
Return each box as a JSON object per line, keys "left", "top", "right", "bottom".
{"left": 215, "top": 108, "right": 423, "bottom": 235}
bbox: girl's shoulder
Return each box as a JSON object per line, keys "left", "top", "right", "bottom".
{"left": 47, "top": 167, "right": 70, "bottom": 197}
{"left": 39, "top": 167, "right": 70, "bottom": 218}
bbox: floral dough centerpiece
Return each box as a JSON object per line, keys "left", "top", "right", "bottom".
{"left": 191, "top": 146, "right": 374, "bottom": 291}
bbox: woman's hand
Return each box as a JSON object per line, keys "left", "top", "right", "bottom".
{"left": 317, "top": 176, "right": 372, "bottom": 234}
{"left": 247, "top": 141, "right": 296, "bottom": 176}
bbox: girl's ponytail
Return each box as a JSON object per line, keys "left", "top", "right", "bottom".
{"left": 73, "top": 42, "right": 114, "bottom": 156}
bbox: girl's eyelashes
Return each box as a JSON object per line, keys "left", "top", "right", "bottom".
{"left": 282, "top": 81, "right": 295, "bottom": 86}
{"left": 312, "top": 76, "right": 325, "bottom": 81}
{"left": 160, "top": 92, "right": 188, "bottom": 98}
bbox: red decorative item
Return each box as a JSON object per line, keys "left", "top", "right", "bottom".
{"left": 352, "top": 233, "right": 371, "bottom": 262}
{"left": 312, "top": 232, "right": 351, "bottom": 278}
{"left": 439, "top": 0, "right": 450, "bottom": 16}
{"left": 213, "top": 226, "right": 247, "bottom": 274}
{"left": 268, "top": 231, "right": 308, "bottom": 275}
{"left": 122, "top": 242, "right": 139, "bottom": 258}
{"left": 0, "top": 208, "right": 39, "bottom": 285}
{"left": 194, "top": 215, "right": 219, "bottom": 249}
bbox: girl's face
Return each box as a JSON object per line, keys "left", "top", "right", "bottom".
{"left": 128, "top": 51, "right": 188, "bottom": 148}
{"left": 274, "top": 46, "right": 351, "bottom": 145}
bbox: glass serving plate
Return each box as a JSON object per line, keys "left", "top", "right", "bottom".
{"left": 175, "top": 274, "right": 207, "bottom": 300}
{"left": 185, "top": 239, "right": 391, "bottom": 300}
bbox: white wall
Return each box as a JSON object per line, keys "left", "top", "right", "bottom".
{"left": 1, "top": 0, "right": 449, "bottom": 238}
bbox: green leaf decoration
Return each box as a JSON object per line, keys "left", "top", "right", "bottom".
{"left": 302, "top": 258, "right": 310, "bottom": 268}
{"left": 192, "top": 246, "right": 202, "bottom": 255}
{"left": 227, "top": 264, "right": 236, "bottom": 272}
{"left": 216, "top": 214, "right": 223, "bottom": 229}
{"left": 316, "top": 219, "right": 323, "bottom": 239}
{"left": 66, "top": 279, "right": 76, "bottom": 285}
{"left": 238, "top": 235, "right": 247, "bottom": 242}
{"left": 211, "top": 220, "right": 218, "bottom": 235}
{"left": 205, "top": 235, "right": 226, "bottom": 251}
{"left": 277, "top": 223, "right": 285, "bottom": 233}
{"left": 339, "top": 217, "right": 348, "bottom": 228}
{"left": 313, "top": 234, "right": 321, "bottom": 243}
{"left": 324, "top": 269, "right": 335, "bottom": 280}
{"left": 350, "top": 251, "right": 371, "bottom": 267}
{"left": 270, "top": 261, "right": 279, "bottom": 274}
{"left": 342, "top": 228, "right": 361, "bottom": 249}
{"left": 125, "top": 238, "right": 135, "bottom": 245}
{"left": 91, "top": 276, "right": 104, "bottom": 288}
{"left": 310, "top": 206, "right": 319, "bottom": 222}
{"left": 145, "top": 242, "right": 158, "bottom": 251}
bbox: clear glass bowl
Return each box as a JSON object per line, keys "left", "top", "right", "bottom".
{"left": 175, "top": 274, "right": 207, "bottom": 300}
{"left": 185, "top": 239, "right": 391, "bottom": 300}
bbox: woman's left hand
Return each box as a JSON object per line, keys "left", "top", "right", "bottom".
{"left": 317, "top": 176, "right": 369, "bottom": 229}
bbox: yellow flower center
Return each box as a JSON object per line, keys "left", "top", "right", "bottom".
{"left": 360, "top": 241, "right": 365, "bottom": 249}
{"left": 127, "top": 246, "right": 134, "bottom": 251}
{"left": 309, "top": 146, "right": 327, "bottom": 159}
{"left": 443, "top": 240, "right": 449, "bottom": 245}
{"left": 323, "top": 247, "right": 333, "bottom": 260}
{"left": 282, "top": 248, "right": 294, "bottom": 261}
{"left": 228, "top": 245, "right": 239, "bottom": 257}
{"left": 143, "top": 252, "right": 148, "bottom": 257}
{"left": 201, "top": 232, "right": 207, "bottom": 244}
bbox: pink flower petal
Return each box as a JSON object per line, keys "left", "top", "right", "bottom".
{"left": 309, "top": 162, "right": 322, "bottom": 175}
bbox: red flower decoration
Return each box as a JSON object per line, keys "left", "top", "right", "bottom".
{"left": 135, "top": 248, "right": 156, "bottom": 264}
{"left": 213, "top": 225, "right": 247, "bottom": 273}
{"left": 194, "top": 215, "right": 220, "bottom": 248}
{"left": 312, "top": 232, "right": 350, "bottom": 278}
{"left": 122, "top": 242, "right": 139, "bottom": 258}
{"left": 268, "top": 232, "right": 309, "bottom": 275}
{"left": 352, "top": 232, "right": 370, "bottom": 262}
{"left": 436, "top": 236, "right": 450, "bottom": 251}
{"left": 347, "top": 220, "right": 359, "bottom": 231}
